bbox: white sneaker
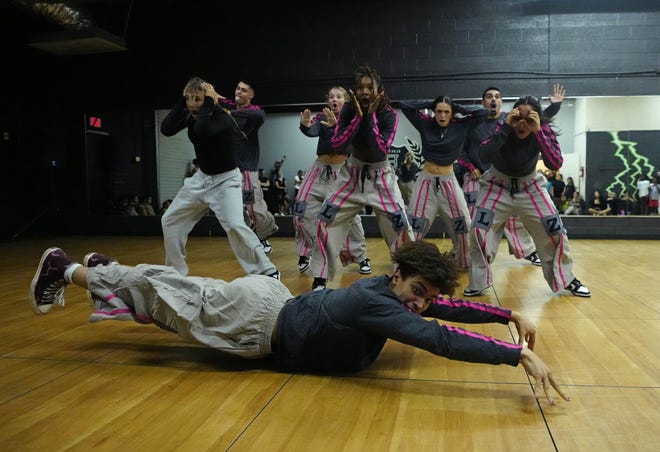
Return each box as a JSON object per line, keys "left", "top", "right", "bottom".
{"left": 462, "top": 285, "right": 492, "bottom": 297}
{"left": 297, "top": 256, "right": 310, "bottom": 273}
{"left": 261, "top": 239, "right": 273, "bottom": 255}
{"left": 566, "top": 278, "right": 590, "bottom": 297}
{"left": 525, "top": 251, "right": 542, "bottom": 266}
{"left": 358, "top": 258, "right": 372, "bottom": 274}
{"left": 312, "top": 278, "right": 326, "bottom": 291}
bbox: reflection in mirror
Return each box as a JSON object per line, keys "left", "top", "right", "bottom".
{"left": 148, "top": 97, "right": 658, "bottom": 218}
{"left": 573, "top": 97, "right": 660, "bottom": 215}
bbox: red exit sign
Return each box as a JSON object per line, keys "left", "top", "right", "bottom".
{"left": 89, "top": 116, "right": 102, "bottom": 128}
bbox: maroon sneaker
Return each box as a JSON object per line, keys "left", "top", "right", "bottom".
{"left": 83, "top": 252, "right": 118, "bottom": 268}
{"left": 29, "top": 247, "right": 71, "bottom": 315}
{"left": 83, "top": 252, "right": 118, "bottom": 307}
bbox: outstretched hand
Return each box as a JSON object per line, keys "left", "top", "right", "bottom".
{"left": 549, "top": 83, "right": 566, "bottom": 104}
{"left": 321, "top": 107, "right": 337, "bottom": 127}
{"left": 300, "top": 109, "right": 312, "bottom": 127}
{"left": 519, "top": 347, "right": 571, "bottom": 406}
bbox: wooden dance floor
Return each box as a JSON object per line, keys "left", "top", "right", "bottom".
{"left": 0, "top": 236, "right": 658, "bottom": 451}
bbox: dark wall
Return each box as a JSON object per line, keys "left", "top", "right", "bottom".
{"left": 83, "top": 110, "right": 157, "bottom": 214}
{"left": 2, "top": 0, "right": 659, "bottom": 239}
{"left": 5, "top": 1, "right": 660, "bottom": 108}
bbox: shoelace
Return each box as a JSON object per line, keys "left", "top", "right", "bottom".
{"left": 42, "top": 278, "right": 66, "bottom": 306}
{"left": 568, "top": 279, "right": 584, "bottom": 291}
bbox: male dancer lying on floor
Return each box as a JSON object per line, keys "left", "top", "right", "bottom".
{"left": 29, "top": 240, "right": 570, "bottom": 406}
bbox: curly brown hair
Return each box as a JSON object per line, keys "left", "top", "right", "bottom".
{"left": 391, "top": 241, "right": 460, "bottom": 296}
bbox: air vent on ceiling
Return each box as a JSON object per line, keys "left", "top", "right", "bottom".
{"left": 28, "top": 27, "right": 126, "bottom": 55}
{"left": 19, "top": 0, "right": 129, "bottom": 55}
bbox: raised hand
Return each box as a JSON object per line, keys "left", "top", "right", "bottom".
{"left": 368, "top": 92, "right": 386, "bottom": 114}
{"left": 549, "top": 83, "right": 566, "bottom": 104}
{"left": 321, "top": 107, "right": 337, "bottom": 127}
{"left": 349, "top": 89, "right": 363, "bottom": 117}
{"left": 300, "top": 108, "right": 312, "bottom": 127}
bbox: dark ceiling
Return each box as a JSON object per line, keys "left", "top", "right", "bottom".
{"left": 0, "top": 1, "right": 136, "bottom": 55}
{"left": 3, "top": 0, "right": 660, "bottom": 57}
{"left": 2, "top": 0, "right": 659, "bottom": 109}
{"left": 0, "top": 0, "right": 306, "bottom": 108}
{"left": 0, "top": 0, "right": 299, "bottom": 57}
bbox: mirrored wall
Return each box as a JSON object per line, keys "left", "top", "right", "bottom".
{"left": 155, "top": 96, "right": 660, "bottom": 216}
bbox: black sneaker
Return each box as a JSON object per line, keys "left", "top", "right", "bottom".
{"left": 267, "top": 270, "right": 281, "bottom": 280}
{"left": 83, "top": 252, "right": 118, "bottom": 307}
{"left": 462, "top": 285, "right": 491, "bottom": 297}
{"left": 297, "top": 256, "right": 310, "bottom": 273}
{"left": 565, "top": 278, "right": 591, "bottom": 297}
{"left": 261, "top": 239, "right": 273, "bottom": 255}
{"left": 359, "top": 258, "right": 372, "bottom": 274}
{"left": 312, "top": 277, "right": 327, "bottom": 291}
{"left": 525, "top": 251, "right": 542, "bottom": 266}
{"left": 29, "top": 247, "right": 71, "bottom": 315}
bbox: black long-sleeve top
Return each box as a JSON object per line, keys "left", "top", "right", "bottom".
{"left": 160, "top": 96, "right": 236, "bottom": 175}
{"left": 400, "top": 100, "right": 489, "bottom": 166}
{"left": 300, "top": 112, "right": 352, "bottom": 156}
{"left": 479, "top": 121, "right": 563, "bottom": 177}
{"left": 219, "top": 99, "right": 265, "bottom": 171}
{"left": 458, "top": 102, "right": 562, "bottom": 175}
{"left": 459, "top": 112, "right": 508, "bottom": 174}
{"left": 330, "top": 102, "right": 398, "bottom": 163}
{"left": 276, "top": 275, "right": 520, "bottom": 374}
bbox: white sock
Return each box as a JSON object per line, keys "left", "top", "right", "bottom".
{"left": 63, "top": 263, "right": 82, "bottom": 283}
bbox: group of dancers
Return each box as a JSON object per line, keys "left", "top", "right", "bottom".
{"left": 26, "top": 67, "right": 590, "bottom": 405}
{"left": 155, "top": 68, "right": 589, "bottom": 299}
{"left": 292, "top": 67, "right": 589, "bottom": 298}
